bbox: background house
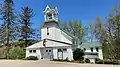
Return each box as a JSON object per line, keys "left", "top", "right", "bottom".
{"left": 79, "top": 42, "right": 103, "bottom": 63}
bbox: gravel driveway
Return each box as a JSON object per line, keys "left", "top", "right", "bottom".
{"left": 0, "top": 60, "right": 119, "bottom": 67}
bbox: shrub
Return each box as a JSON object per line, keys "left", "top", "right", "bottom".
{"left": 95, "top": 58, "right": 101, "bottom": 63}
{"left": 96, "top": 59, "right": 119, "bottom": 65}
{"left": 53, "top": 59, "right": 58, "bottom": 61}
{"left": 79, "top": 60, "right": 84, "bottom": 63}
{"left": 85, "top": 58, "right": 90, "bottom": 63}
{"left": 73, "top": 48, "right": 85, "bottom": 61}
{"left": 9, "top": 46, "right": 25, "bottom": 59}
{"left": 52, "top": 58, "right": 70, "bottom": 62}
{"left": 104, "top": 60, "right": 119, "bottom": 64}
{"left": 26, "top": 56, "right": 38, "bottom": 60}
{"left": 0, "top": 57, "right": 7, "bottom": 59}
{"left": 1, "top": 45, "right": 7, "bottom": 58}
{"left": 9, "top": 47, "right": 17, "bottom": 59}
{"left": 64, "top": 57, "right": 69, "bottom": 61}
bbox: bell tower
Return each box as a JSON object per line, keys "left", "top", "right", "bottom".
{"left": 44, "top": 5, "right": 58, "bottom": 22}
{"left": 41, "top": 5, "right": 59, "bottom": 40}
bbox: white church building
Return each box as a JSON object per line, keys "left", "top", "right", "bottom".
{"left": 26, "top": 5, "right": 103, "bottom": 62}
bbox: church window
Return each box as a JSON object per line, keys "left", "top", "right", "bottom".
{"left": 49, "top": 50, "right": 51, "bottom": 52}
{"left": 63, "top": 48, "right": 67, "bottom": 51}
{"left": 96, "top": 47, "right": 99, "bottom": 52}
{"left": 84, "top": 48, "right": 86, "bottom": 51}
{"left": 73, "top": 41, "right": 75, "bottom": 44}
{"left": 47, "top": 33, "right": 49, "bottom": 35}
{"left": 58, "top": 49, "right": 62, "bottom": 52}
{"left": 91, "top": 48, "right": 93, "bottom": 52}
{"left": 46, "top": 50, "right": 48, "bottom": 52}
{"left": 47, "top": 27, "right": 49, "bottom": 35}
{"left": 33, "top": 50, "right": 36, "bottom": 53}
{"left": 29, "top": 50, "right": 32, "bottom": 53}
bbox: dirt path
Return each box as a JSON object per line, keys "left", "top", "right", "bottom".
{"left": 0, "top": 60, "right": 119, "bottom": 67}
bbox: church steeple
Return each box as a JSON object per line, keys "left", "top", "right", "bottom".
{"left": 44, "top": 5, "right": 58, "bottom": 22}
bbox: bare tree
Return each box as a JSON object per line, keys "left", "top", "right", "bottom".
{"left": 94, "top": 4, "right": 120, "bottom": 60}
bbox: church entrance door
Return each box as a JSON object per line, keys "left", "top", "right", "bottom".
{"left": 42, "top": 48, "right": 53, "bottom": 60}
{"left": 58, "top": 49, "right": 63, "bottom": 60}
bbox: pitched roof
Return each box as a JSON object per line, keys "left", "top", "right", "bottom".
{"left": 58, "top": 23, "right": 79, "bottom": 40}
{"left": 44, "top": 5, "right": 58, "bottom": 13}
{"left": 79, "top": 42, "right": 101, "bottom": 48}
{"left": 62, "top": 30, "right": 79, "bottom": 40}
{"left": 49, "top": 5, "right": 56, "bottom": 9}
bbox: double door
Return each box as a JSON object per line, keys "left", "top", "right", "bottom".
{"left": 41, "top": 48, "right": 53, "bottom": 59}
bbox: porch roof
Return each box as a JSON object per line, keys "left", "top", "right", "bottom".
{"left": 79, "top": 42, "right": 101, "bottom": 48}
{"left": 26, "top": 39, "right": 71, "bottom": 49}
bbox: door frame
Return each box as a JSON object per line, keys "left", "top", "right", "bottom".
{"left": 40, "top": 47, "right": 53, "bottom": 60}
{"left": 57, "top": 48, "right": 63, "bottom": 60}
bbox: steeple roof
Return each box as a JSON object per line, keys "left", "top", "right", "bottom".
{"left": 49, "top": 5, "right": 56, "bottom": 9}
{"left": 44, "top": 5, "right": 58, "bottom": 13}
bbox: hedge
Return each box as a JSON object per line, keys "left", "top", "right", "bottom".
{"left": 85, "top": 58, "right": 90, "bottom": 63}
{"left": 95, "top": 59, "right": 119, "bottom": 65}
{"left": 26, "top": 56, "right": 38, "bottom": 60}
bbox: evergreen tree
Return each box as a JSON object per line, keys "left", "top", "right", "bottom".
{"left": 73, "top": 48, "right": 85, "bottom": 60}
{"left": 19, "top": 6, "right": 34, "bottom": 47}
{"left": 0, "top": 0, "right": 17, "bottom": 58}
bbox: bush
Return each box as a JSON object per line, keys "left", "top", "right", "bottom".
{"left": 64, "top": 57, "right": 69, "bottom": 61}
{"left": 73, "top": 48, "right": 85, "bottom": 61}
{"left": 52, "top": 58, "right": 70, "bottom": 62}
{"left": 95, "top": 58, "right": 101, "bottom": 63}
{"left": 79, "top": 60, "right": 84, "bottom": 63}
{"left": 0, "top": 57, "right": 6, "bottom": 59}
{"left": 1, "top": 45, "right": 7, "bottom": 58}
{"left": 104, "top": 60, "right": 119, "bottom": 64}
{"left": 9, "top": 46, "right": 25, "bottom": 59}
{"left": 85, "top": 58, "right": 90, "bottom": 63}
{"left": 96, "top": 59, "right": 119, "bottom": 65}
{"left": 26, "top": 56, "right": 38, "bottom": 60}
